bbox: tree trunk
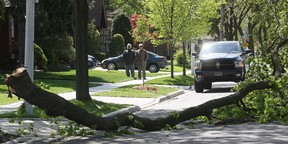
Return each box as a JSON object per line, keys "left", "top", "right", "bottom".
{"left": 182, "top": 41, "right": 186, "bottom": 76}
{"left": 5, "top": 67, "right": 273, "bottom": 131}
{"left": 73, "top": 0, "right": 91, "bottom": 100}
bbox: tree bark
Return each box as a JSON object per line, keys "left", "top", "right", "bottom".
{"left": 182, "top": 41, "right": 186, "bottom": 76}
{"left": 5, "top": 67, "right": 273, "bottom": 131}
{"left": 73, "top": 0, "right": 91, "bottom": 100}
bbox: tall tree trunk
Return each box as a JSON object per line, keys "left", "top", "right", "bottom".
{"left": 182, "top": 41, "right": 186, "bottom": 76}
{"left": 170, "top": 0, "right": 175, "bottom": 78}
{"left": 73, "top": 0, "right": 91, "bottom": 100}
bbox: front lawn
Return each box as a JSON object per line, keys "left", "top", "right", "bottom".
{"left": 146, "top": 75, "right": 194, "bottom": 86}
{"left": 160, "top": 61, "right": 191, "bottom": 72}
{"left": 35, "top": 70, "right": 165, "bottom": 83}
{"left": 34, "top": 79, "right": 100, "bottom": 94}
{"left": 0, "top": 80, "right": 22, "bottom": 105}
{"left": 92, "top": 84, "right": 179, "bottom": 98}
{"left": 0, "top": 79, "right": 100, "bottom": 106}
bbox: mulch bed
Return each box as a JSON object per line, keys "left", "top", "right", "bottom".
{"left": 132, "top": 85, "right": 158, "bottom": 91}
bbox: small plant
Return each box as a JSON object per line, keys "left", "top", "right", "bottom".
{"left": 16, "top": 128, "right": 25, "bottom": 136}
{"left": 162, "top": 124, "right": 174, "bottom": 131}
{"left": 57, "top": 121, "right": 89, "bottom": 136}
{"left": 171, "top": 111, "right": 179, "bottom": 120}
{"left": 8, "top": 118, "right": 14, "bottom": 123}
{"left": 50, "top": 131, "right": 55, "bottom": 137}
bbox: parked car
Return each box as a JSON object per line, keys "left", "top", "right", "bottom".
{"left": 88, "top": 55, "right": 99, "bottom": 68}
{"left": 192, "top": 41, "right": 252, "bottom": 93}
{"left": 101, "top": 51, "right": 168, "bottom": 73}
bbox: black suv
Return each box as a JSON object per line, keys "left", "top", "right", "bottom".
{"left": 192, "top": 41, "right": 251, "bottom": 93}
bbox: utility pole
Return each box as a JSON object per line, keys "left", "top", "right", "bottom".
{"left": 190, "top": 42, "right": 195, "bottom": 75}
{"left": 24, "top": 0, "right": 38, "bottom": 115}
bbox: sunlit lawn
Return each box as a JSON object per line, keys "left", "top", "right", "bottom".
{"left": 0, "top": 94, "right": 22, "bottom": 105}
{"left": 146, "top": 75, "right": 194, "bottom": 86}
{"left": 0, "top": 79, "right": 100, "bottom": 106}
{"left": 92, "top": 84, "right": 179, "bottom": 98}
{"left": 34, "top": 79, "right": 100, "bottom": 94}
{"left": 0, "top": 80, "right": 22, "bottom": 105}
{"left": 160, "top": 60, "right": 191, "bottom": 72}
{"left": 35, "top": 69, "right": 165, "bottom": 83}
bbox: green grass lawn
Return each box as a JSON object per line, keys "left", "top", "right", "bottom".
{"left": 160, "top": 61, "right": 191, "bottom": 72}
{"left": 0, "top": 99, "right": 130, "bottom": 118}
{"left": 35, "top": 69, "right": 165, "bottom": 83}
{"left": 92, "top": 84, "right": 179, "bottom": 98}
{"left": 0, "top": 80, "right": 22, "bottom": 105}
{"left": 0, "top": 94, "right": 22, "bottom": 105}
{"left": 0, "top": 78, "right": 100, "bottom": 106}
{"left": 34, "top": 79, "right": 100, "bottom": 94}
{"left": 146, "top": 74, "right": 194, "bottom": 86}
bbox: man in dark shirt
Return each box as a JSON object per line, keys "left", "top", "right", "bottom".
{"left": 123, "top": 43, "right": 136, "bottom": 79}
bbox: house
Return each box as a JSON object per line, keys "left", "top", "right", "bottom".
{"left": 89, "top": 0, "right": 108, "bottom": 54}
{"left": 0, "top": 0, "right": 108, "bottom": 70}
{"left": 0, "top": 0, "right": 16, "bottom": 70}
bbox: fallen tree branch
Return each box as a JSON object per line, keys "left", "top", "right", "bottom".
{"left": 5, "top": 67, "right": 272, "bottom": 131}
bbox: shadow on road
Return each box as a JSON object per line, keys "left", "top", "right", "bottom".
{"left": 204, "top": 87, "right": 234, "bottom": 93}
{"left": 203, "top": 82, "right": 237, "bottom": 93}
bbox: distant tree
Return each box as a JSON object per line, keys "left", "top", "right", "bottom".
{"left": 87, "top": 22, "right": 100, "bottom": 57}
{"left": 105, "top": 0, "right": 143, "bottom": 16}
{"left": 112, "top": 14, "right": 133, "bottom": 45}
{"left": 109, "top": 34, "right": 125, "bottom": 56}
{"left": 140, "top": 0, "right": 222, "bottom": 78}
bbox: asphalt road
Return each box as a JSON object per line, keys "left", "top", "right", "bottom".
{"left": 54, "top": 82, "right": 288, "bottom": 144}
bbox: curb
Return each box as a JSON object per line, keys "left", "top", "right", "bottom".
{"left": 103, "top": 90, "right": 185, "bottom": 117}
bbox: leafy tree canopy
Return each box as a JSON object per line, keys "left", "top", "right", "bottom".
{"left": 140, "top": 0, "right": 224, "bottom": 45}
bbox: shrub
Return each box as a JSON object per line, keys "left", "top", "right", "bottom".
{"left": 95, "top": 52, "right": 106, "bottom": 61}
{"left": 34, "top": 44, "right": 48, "bottom": 70}
{"left": 40, "top": 35, "right": 75, "bottom": 66}
{"left": 112, "top": 14, "right": 133, "bottom": 45}
{"left": 174, "top": 49, "right": 190, "bottom": 65}
{"left": 109, "top": 34, "right": 125, "bottom": 57}
{"left": 87, "top": 22, "right": 100, "bottom": 57}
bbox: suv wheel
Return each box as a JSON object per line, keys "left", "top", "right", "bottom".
{"left": 204, "top": 82, "right": 212, "bottom": 89}
{"left": 148, "top": 64, "right": 159, "bottom": 73}
{"left": 194, "top": 80, "right": 204, "bottom": 93}
{"left": 107, "top": 62, "right": 117, "bottom": 70}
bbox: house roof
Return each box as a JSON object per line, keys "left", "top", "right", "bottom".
{"left": 89, "top": 0, "right": 107, "bottom": 29}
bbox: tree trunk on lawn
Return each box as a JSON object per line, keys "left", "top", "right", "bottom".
{"left": 5, "top": 67, "right": 272, "bottom": 131}
{"left": 182, "top": 41, "right": 186, "bottom": 76}
{"left": 73, "top": 0, "right": 91, "bottom": 100}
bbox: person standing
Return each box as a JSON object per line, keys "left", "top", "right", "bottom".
{"left": 136, "top": 43, "right": 148, "bottom": 80}
{"left": 123, "top": 43, "right": 136, "bottom": 79}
